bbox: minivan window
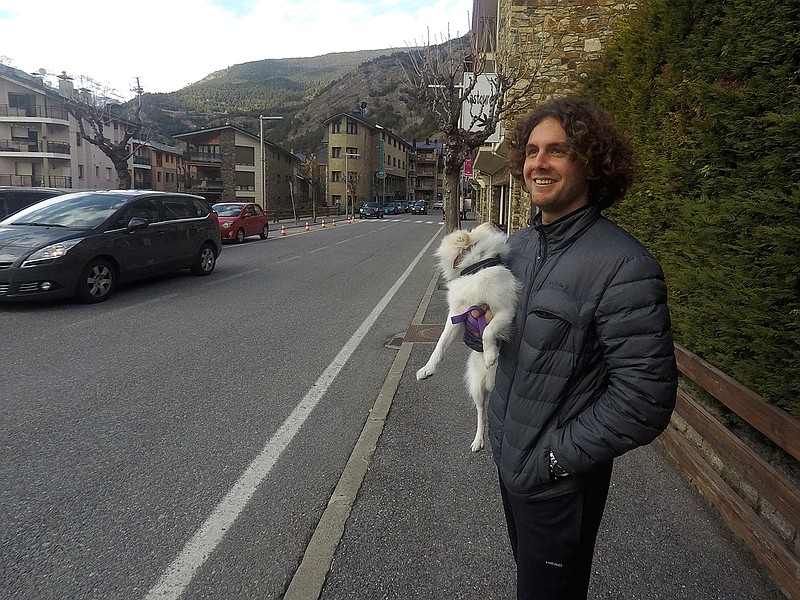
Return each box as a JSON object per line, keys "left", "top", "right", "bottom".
{"left": 1, "top": 193, "right": 127, "bottom": 228}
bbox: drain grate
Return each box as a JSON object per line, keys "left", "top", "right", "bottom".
{"left": 393, "top": 324, "right": 444, "bottom": 346}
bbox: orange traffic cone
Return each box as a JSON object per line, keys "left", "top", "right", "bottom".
{"left": 305, "top": 222, "right": 310, "bottom": 232}
{"left": 321, "top": 220, "right": 326, "bottom": 229}
{"left": 348, "top": 216, "right": 352, "bottom": 224}
{"left": 332, "top": 218, "right": 336, "bottom": 227}
{"left": 281, "top": 225, "right": 286, "bottom": 236}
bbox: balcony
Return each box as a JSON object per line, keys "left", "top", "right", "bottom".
{"left": 187, "top": 151, "right": 222, "bottom": 164}
{"left": 0, "top": 139, "right": 71, "bottom": 156}
{"left": 133, "top": 155, "right": 152, "bottom": 167}
{"left": 0, "top": 174, "right": 73, "bottom": 188}
{"left": 189, "top": 179, "right": 224, "bottom": 191}
{"left": 0, "top": 104, "right": 69, "bottom": 123}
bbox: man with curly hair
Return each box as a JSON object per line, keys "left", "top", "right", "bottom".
{"left": 485, "top": 96, "right": 678, "bottom": 599}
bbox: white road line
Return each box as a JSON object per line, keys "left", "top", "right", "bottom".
{"left": 143, "top": 225, "right": 443, "bottom": 600}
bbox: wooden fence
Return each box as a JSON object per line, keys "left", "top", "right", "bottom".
{"left": 660, "top": 344, "right": 800, "bottom": 599}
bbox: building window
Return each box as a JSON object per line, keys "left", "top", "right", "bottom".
{"left": 331, "top": 171, "right": 342, "bottom": 182}
{"left": 78, "top": 165, "right": 84, "bottom": 179}
{"left": 235, "top": 171, "right": 255, "bottom": 191}
{"left": 346, "top": 147, "right": 358, "bottom": 157}
{"left": 331, "top": 120, "right": 341, "bottom": 134}
{"left": 331, "top": 147, "right": 341, "bottom": 158}
{"left": 332, "top": 194, "right": 342, "bottom": 205}
{"left": 346, "top": 120, "right": 358, "bottom": 134}
{"left": 107, "top": 168, "right": 112, "bottom": 180}
{"left": 235, "top": 146, "right": 255, "bottom": 165}
{"left": 75, "top": 133, "right": 82, "bottom": 147}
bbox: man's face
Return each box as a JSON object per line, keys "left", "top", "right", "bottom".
{"left": 523, "top": 117, "right": 590, "bottom": 224}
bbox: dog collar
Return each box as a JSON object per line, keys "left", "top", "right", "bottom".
{"left": 459, "top": 256, "right": 504, "bottom": 277}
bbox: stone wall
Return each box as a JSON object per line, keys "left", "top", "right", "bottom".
{"left": 496, "top": 0, "right": 636, "bottom": 232}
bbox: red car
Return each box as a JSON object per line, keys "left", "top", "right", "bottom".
{"left": 212, "top": 202, "right": 269, "bottom": 243}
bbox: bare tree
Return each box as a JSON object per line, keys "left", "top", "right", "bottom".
{"left": 58, "top": 75, "right": 144, "bottom": 189}
{"left": 402, "top": 22, "right": 560, "bottom": 232}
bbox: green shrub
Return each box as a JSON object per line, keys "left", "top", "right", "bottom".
{"left": 581, "top": 0, "right": 800, "bottom": 415}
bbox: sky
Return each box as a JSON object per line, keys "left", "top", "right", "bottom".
{"left": 0, "top": 0, "right": 473, "bottom": 99}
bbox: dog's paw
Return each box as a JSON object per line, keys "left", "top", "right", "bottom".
{"left": 416, "top": 366, "right": 434, "bottom": 380}
{"left": 470, "top": 437, "right": 484, "bottom": 452}
{"left": 483, "top": 346, "right": 499, "bottom": 368}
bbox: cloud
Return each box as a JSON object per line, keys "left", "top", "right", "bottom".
{"left": 0, "top": 0, "right": 472, "bottom": 96}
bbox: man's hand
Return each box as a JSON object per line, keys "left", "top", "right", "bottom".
{"left": 471, "top": 306, "right": 493, "bottom": 323}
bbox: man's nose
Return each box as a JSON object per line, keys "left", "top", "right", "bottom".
{"left": 528, "top": 152, "right": 548, "bottom": 171}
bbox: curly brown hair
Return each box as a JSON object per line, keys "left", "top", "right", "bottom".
{"left": 508, "top": 96, "right": 634, "bottom": 210}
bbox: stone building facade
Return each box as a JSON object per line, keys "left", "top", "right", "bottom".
{"left": 470, "top": 0, "right": 635, "bottom": 232}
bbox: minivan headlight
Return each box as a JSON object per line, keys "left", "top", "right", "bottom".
{"left": 22, "top": 239, "right": 81, "bottom": 266}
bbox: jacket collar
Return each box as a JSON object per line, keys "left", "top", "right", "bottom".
{"left": 532, "top": 204, "right": 600, "bottom": 250}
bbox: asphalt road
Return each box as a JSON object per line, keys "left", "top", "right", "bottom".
{"left": 1, "top": 213, "right": 444, "bottom": 599}
{"left": 0, "top": 211, "right": 784, "bottom": 599}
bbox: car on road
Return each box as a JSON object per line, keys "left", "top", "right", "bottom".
{"left": 0, "top": 187, "right": 66, "bottom": 220}
{"left": 411, "top": 202, "right": 428, "bottom": 215}
{"left": 212, "top": 202, "right": 269, "bottom": 243}
{"left": 359, "top": 202, "right": 384, "bottom": 219}
{"left": 432, "top": 199, "right": 444, "bottom": 210}
{"left": 383, "top": 202, "right": 401, "bottom": 215}
{"left": 0, "top": 190, "right": 221, "bottom": 303}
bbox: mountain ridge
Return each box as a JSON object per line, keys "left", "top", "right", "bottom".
{"left": 142, "top": 46, "right": 437, "bottom": 153}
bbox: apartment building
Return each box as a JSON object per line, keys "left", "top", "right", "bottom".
{"left": 0, "top": 65, "right": 73, "bottom": 188}
{"left": 0, "top": 64, "right": 151, "bottom": 191}
{"left": 319, "top": 110, "right": 411, "bottom": 212}
{"left": 174, "top": 124, "right": 301, "bottom": 214}
{"left": 409, "top": 141, "right": 445, "bottom": 207}
{"left": 132, "top": 139, "right": 184, "bottom": 192}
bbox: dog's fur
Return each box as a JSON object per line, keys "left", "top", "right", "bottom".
{"left": 416, "top": 222, "right": 521, "bottom": 451}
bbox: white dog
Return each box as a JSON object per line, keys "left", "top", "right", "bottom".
{"left": 416, "top": 222, "right": 521, "bottom": 451}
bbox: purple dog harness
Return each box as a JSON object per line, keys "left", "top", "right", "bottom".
{"left": 450, "top": 255, "right": 505, "bottom": 353}
{"left": 451, "top": 305, "right": 489, "bottom": 353}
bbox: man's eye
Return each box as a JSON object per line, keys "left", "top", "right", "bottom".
{"left": 526, "top": 148, "right": 538, "bottom": 157}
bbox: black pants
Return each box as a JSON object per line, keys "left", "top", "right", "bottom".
{"left": 499, "top": 464, "right": 613, "bottom": 600}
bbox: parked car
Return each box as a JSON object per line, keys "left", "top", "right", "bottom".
{"left": 212, "top": 202, "right": 269, "bottom": 243}
{"left": 359, "top": 202, "right": 384, "bottom": 219}
{"left": 432, "top": 199, "right": 444, "bottom": 210}
{"left": 411, "top": 202, "right": 428, "bottom": 215}
{"left": 401, "top": 201, "right": 411, "bottom": 213}
{"left": 0, "top": 190, "right": 221, "bottom": 303}
{"left": 0, "top": 187, "right": 65, "bottom": 220}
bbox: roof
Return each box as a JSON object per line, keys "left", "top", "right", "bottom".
{"left": 133, "top": 139, "right": 183, "bottom": 155}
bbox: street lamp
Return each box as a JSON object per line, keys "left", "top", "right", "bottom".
{"left": 259, "top": 115, "right": 283, "bottom": 215}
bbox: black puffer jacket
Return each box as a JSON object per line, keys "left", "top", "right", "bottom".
{"left": 488, "top": 204, "right": 677, "bottom": 498}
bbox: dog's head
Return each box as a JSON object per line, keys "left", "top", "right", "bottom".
{"left": 435, "top": 222, "right": 509, "bottom": 281}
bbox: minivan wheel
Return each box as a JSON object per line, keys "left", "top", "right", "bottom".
{"left": 259, "top": 224, "right": 269, "bottom": 239}
{"left": 236, "top": 228, "right": 245, "bottom": 243}
{"left": 191, "top": 243, "right": 216, "bottom": 276}
{"left": 77, "top": 258, "right": 115, "bottom": 303}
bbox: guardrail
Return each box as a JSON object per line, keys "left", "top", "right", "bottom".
{"left": 271, "top": 206, "right": 344, "bottom": 222}
{"left": 660, "top": 344, "right": 800, "bottom": 599}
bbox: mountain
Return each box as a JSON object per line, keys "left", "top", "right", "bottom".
{"left": 141, "top": 47, "right": 438, "bottom": 154}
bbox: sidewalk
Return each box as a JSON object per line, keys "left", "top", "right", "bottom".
{"left": 293, "top": 275, "right": 784, "bottom": 599}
